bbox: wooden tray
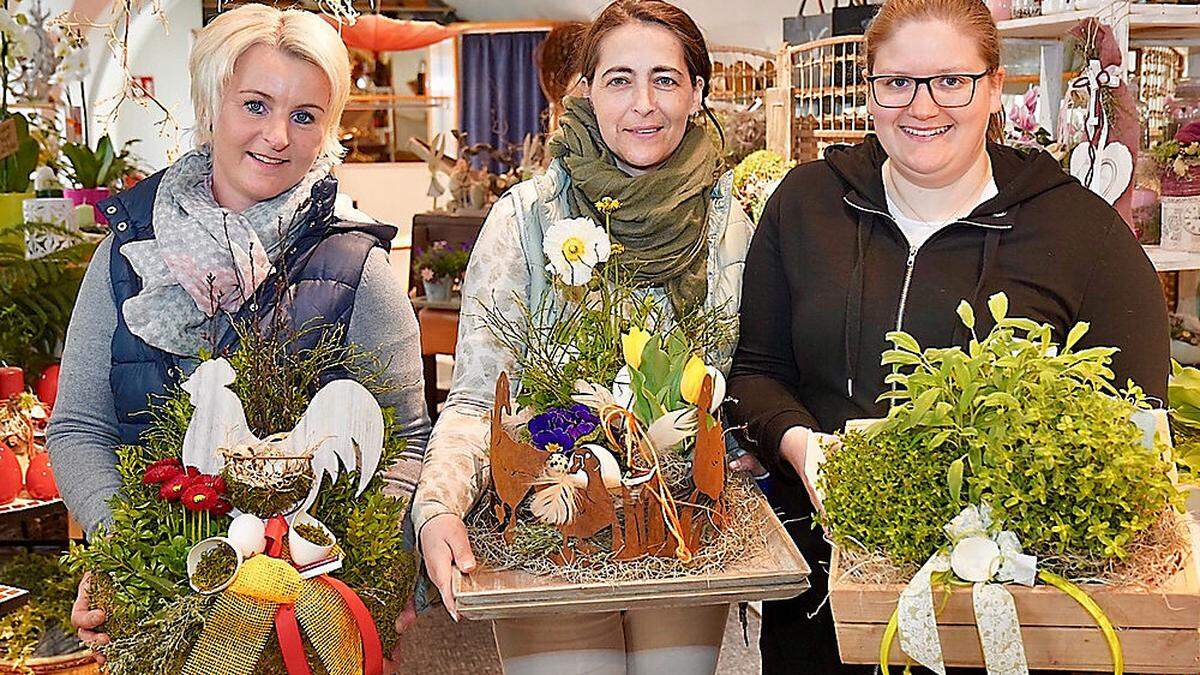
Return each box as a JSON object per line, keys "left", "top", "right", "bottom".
{"left": 454, "top": 494, "right": 811, "bottom": 619}
{"left": 830, "top": 519, "right": 1200, "bottom": 673}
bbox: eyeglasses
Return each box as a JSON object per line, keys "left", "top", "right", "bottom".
{"left": 865, "top": 71, "right": 992, "bottom": 109}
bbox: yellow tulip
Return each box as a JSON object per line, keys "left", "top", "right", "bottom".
{"left": 680, "top": 355, "right": 708, "bottom": 405}
{"left": 621, "top": 327, "right": 651, "bottom": 369}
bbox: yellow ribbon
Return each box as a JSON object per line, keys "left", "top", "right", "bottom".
{"left": 879, "top": 572, "right": 1124, "bottom": 674}
{"left": 182, "top": 558, "right": 364, "bottom": 675}
{"left": 1037, "top": 570, "right": 1124, "bottom": 675}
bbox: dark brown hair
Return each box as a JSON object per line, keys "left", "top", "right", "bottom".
{"left": 575, "top": 0, "right": 722, "bottom": 141}
{"left": 864, "top": 0, "right": 1005, "bottom": 142}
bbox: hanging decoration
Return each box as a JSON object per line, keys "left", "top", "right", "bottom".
{"left": 1066, "top": 19, "right": 1138, "bottom": 224}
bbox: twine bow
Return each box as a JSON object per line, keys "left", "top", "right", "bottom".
{"left": 182, "top": 516, "right": 383, "bottom": 675}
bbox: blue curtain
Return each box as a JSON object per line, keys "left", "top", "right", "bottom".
{"left": 460, "top": 31, "right": 548, "bottom": 172}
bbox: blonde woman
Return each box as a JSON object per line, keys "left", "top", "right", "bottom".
{"left": 49, "top": 4, "right": 429, "bottom": 661}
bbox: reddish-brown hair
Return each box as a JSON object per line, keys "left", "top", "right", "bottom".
{"left": 864, "top": 0, "right": 1005, "bottom": 142}
{"left": 575, "top": 0, "right": 722, "bottom": 139}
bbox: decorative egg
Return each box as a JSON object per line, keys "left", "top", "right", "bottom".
{"left": 36, "top": 364, "right": 59, "bottom": 408}
{"left": 0, "top": 446, "right": 21, "bottom": 504}
{"left": 226, "top": 513, "right": 267, "bottom": 558}
{"left": 24, "top": 452, "right": 58, "bottom": 499}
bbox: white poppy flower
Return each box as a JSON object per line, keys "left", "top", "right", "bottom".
{"left": 950, "top": 536, "right": 1001, "bottom": 582}
{"left": 544, "top": 217, "right": 611, "bottom": 286}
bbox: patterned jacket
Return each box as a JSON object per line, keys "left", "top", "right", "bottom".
{"left": 410, "top": 159, "right": 755, "bottom": 534}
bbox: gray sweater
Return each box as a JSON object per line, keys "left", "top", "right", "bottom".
{"left": 46, "top": 237, "right": 430, "bottom": 533}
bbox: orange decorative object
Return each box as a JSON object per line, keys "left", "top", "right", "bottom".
{"left": 324, "top": 15, "right": 458, "bottom": 53}
{"left": 0, "top": 445, "right": 21, "bottom": 504}
{"left": 24, "top": 451, "right": 58, "bottom": 499}
{"left": 556, "top": 448, "right": 621, "bottom": 563}
{"left": 489, "top": 373, "right": 547, "bottom": 543}
{"left": 691, "top": 375, "right": 727, "bottom": 526}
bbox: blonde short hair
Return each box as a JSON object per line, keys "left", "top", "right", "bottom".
{"left": 189, "top": 4, "right": 350, "bottom": 162}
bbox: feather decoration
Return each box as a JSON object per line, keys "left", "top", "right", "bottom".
{"left": 531, "top": 453, "right": 578, "bottom": 525}
{"left": 571, "top": 379, "right": 615, "bottom": 410}
{"left": 647, "top": 408, "right": 698, "bottom": 453}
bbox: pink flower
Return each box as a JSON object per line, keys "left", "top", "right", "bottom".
{"left": 421, "top": 267, "right": 435, "bottom": 282}
{"left": 1176, "top": 121, "right": 1200, "bottom": 145}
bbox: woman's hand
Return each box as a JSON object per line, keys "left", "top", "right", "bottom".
{"left": 71, "top": 572, "right": 108, "bottom": 663}
{"left": 779, "top": 426, "right": 830, "bottom": 514}
{"left": 728, "top": 452, "right": 768, "bottom": 476}
{"left": 418, "top": 513, "right": 476, "bottom": 622}
{"left": 387, "top": 595, "right": 418, "bottom": 663}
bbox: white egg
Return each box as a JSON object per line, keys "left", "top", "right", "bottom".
{"left": 226, "top": 513, "right": 266, "bottom": 558}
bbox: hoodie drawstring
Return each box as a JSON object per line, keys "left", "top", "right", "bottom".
{"left": 952, "top": 226, "right": 1004, "bottom": 347}
{"left": 843, "top": 213, "right": 874, "bottom": 399}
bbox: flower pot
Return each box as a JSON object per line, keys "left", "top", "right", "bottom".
{"left": 423, "top": 277, "right": 453, "bottom": 302}
{"left": 1162, "top": 165, "right": 1200, "bottom": 198}
{"left": 0, "top": 191, "right": 33, "bottom": 229}
{"left": 63, "top": 187, "right": 111, "bottom": 226}
{"left": 1162, "top": 195, "right": 1200, "bottom": 251}
{"left": 23, "top": 197, "right": 79, "bottom": 259}
{"left": 288, "top": 512, "right": 336, "bottom": 567}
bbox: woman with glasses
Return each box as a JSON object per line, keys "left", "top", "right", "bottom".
{"left": 724, "top": 0, "right": 1167, "bottom": 671}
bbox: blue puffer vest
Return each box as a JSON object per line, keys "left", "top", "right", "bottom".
{"left": 101, "top": 170, "right": 396, "bottom": 445}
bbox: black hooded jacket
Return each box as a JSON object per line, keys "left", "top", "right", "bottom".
{"left": 727, "top": 137, "right": 1169, "bottom": 484}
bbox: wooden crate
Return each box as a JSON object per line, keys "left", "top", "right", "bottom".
{"left": 454, "top": 494, "right": 811, "bottom": 619}
{"left": 830, "top": 522, "right": 1200, "bottom": 672}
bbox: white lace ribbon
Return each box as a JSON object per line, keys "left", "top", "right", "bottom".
{"left": 895, "top": 505, "right": 1039, "bottom": 675}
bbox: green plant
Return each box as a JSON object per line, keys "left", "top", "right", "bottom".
{"left": 413, "top": 240, "right": 471, "bottom": 282}
{"left": 819, "top": 430, "right": 962, "bottom": 566}
{"left": 0, "top": 553, "right": 83, "bottom": 666}
{"left": 1149, "top": 139, "right": 1199, "bottom": 178}
{"left": 0, "top": 112, "right": 39, "bottom": 194}
{"left": 1167, "top": 360, "right": 1200, "bottom": 482}
{"left": 819, "top": 293, "right": 1181, "bottom": 575}
{"left": 0, "top": 224, "right": 95, "bottom": 370}
{"left": 65, "top": 322, "right": 417, "bottom": 673}
{"left": 62, "top": 135, "right": 139, "bottom": 190}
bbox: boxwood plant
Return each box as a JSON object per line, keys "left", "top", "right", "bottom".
{"left": 818, "top": 293, "right": 1182, "bottom": 575}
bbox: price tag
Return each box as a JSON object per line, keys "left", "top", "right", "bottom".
{"left": 0, "top": 119, "right": 19, "bottom": 162}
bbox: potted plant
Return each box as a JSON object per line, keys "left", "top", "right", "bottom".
{"left": 61, "top": 136, "right": 138, "bottom": 224}
{"left": 0, "top": 112, "right": 38, "bottom": 229}
{"left": 413, "top": 240, "right": 471, "bottom": 301}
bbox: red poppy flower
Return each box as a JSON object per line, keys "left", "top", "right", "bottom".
{"left": 143, "top": 458, "right": 183, "bottom": 485}
{"left": 210, "top": 498, "right": 233, "bottom": 516}
{"left": 159, "top": 473, "right": 192, "bottom": 501}
{"left": 182, "top": 483, "right": 219, "bottom": 512}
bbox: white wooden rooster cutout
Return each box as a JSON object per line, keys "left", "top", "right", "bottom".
{"left": 180, "top": 358, "right": 384, "bottom": 518}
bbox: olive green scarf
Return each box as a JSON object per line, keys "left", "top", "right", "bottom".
{"left": 547, "top": 96, "right": 722, "bottom": 316}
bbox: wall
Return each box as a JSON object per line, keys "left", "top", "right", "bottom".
{"left": 334, "top": 162, "right": 437, "bottom": 292}
{"left": 66, "top": 0, "right": 201, "bottom": 172}
{"left": 449, "top": 0, "right": 808, "bottom": 52}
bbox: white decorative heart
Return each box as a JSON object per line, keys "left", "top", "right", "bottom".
{"left": 1070, "top": 141, "right": 1133, "bottom": 206}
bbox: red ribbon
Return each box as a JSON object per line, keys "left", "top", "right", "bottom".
{"left": 263, "top": 516, "right": 383, "bottom": 675}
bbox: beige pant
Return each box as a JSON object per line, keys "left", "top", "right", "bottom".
{"left": 492, "top": 604, "right": 730, "bottom": 675}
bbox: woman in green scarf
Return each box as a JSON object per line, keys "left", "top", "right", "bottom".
{"left": 410, "top": 2, "right": 755, "bottom": 672}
